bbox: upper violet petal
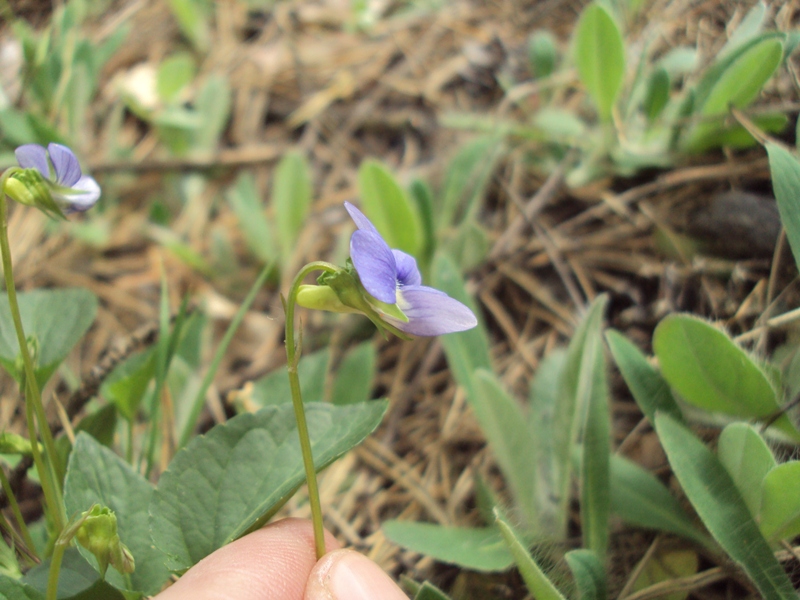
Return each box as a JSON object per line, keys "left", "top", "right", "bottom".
{"left": 392, "top": 249, "right": 422, "bottom": 287}
{"left": 351, "top": 230, "right": 397, "bottom": 303}
{"left": 388, "top": 286, "right": 478, "bottom": 336}
{"left": 47, "top": 143, "right": 82, "bottom": 187}
{"left": 60, "top": 176, "right": 101, "bottom": 212}
{"left": 344, "top": 202, "right": 380, "bottom": 235}
{"left": 15, "top": 144, "right": 50, "bottom": 178}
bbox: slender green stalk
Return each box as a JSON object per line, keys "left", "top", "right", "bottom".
{"left": 0, "top": 462, "right": 37, "bottom": 559}
{"left": 285, "top": 261, "right": 338, "bottom": 560}
{"left": 45, "top": 537, "right": 68, "bottom": 600}
{"left": 0, "top": 171, "right": 65, "bottom": 533}
{"left": 177, "top": 259, "right": 275, "bottom": 449}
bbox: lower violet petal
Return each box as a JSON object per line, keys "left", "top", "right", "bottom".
{"left": 60, "top": 176, "right": 101, "bottom": 212}
{"left": 389, "top": 286, "right": 478, "bottom": 336}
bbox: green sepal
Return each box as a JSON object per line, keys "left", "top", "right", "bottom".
{"left": 4, "top": 168, "right": 66, "bottom": 220}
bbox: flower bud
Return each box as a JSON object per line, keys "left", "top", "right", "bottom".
{"left": 75, "top": 505, "right": 135, "bottom": 576}
{"left": 0, "top": 432, "right": 39, "bottom": 456}
{"left": 3, "top": 169, "right": 66, "bottom": 219}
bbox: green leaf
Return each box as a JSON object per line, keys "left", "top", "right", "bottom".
{"left": 438, "top": 136, "right": 503, "bottom": 230}
{"left": 654, "top": 413, "right": 796, "bottom": 599}
{"left": 555, "top": 296, "right": 609, "bottom": 550}
{"left": 413, "top": 581, "right": 451, "bottom": 600}
{"left": 717, "top": 423, "right": 776, "bottom": 517}
{"left": 157, "top": 52, "right": 196, "bottom": 103}
{"left": 528, "top": 349, "right": 567, "bottom": 537}
{"left": 528, "top": 30, "right": 558, "bottom": 79}
{"left": 605, "top": 330, "right": 682, "bottom": 424}
{"left": 683, "top": 37, "right": 783, "bottom": 152}
{"left": 166, "top": 0, "right": 211, "bottom": 52}
{"left": 382, "top": 521, "right": 513, "bottom": 572}
{"left": 0, "top": 288, "right": 98, "bottom": 389}
{"left": 358, "top": 159, "right": 422, "bottom": 256}
{"left": 150, "top": 401, "right": 388, "bottom": 571}
{"left": 330, "top": 342, "right": 375, "bottom": 405}
{"left": 578, "top": 300, "right": 610, "bottom": 559}
{"left": 564, "top": 550, "right": 606, "bottom": 600}
{"left": 0, "top": 534, "right": 20, "bottom": 580}
{"left": 193, "top": 74, "right": 231, "bottom": 153}
{"left": 472, "top": 370, "right": 538, "bottom": 533}
{"left": 767, "top": 143, "right": 800, "bottom": 271}
{"left": 64, "top": 433, "right": 170, "bottom": 595}
{"left": 495, "top": 509, "right": 566, "bottom": 600}
{"left": 101, "top": 349, "right": 156, "bottom": 421}
{"left": 759, "top": 461, "right": 800, "bottom": 543}
{"left": 250, "top": 349, "right": 330, "bottom": 406}
{"left": 609, "top": 455, "right": 712, "bottom": 547}
{"left": 75, "top": 404, "right": 118, "bottom": 448}
{"left": 719, "top": 1, "right": 766, "bottom": 58}
{"left": 273, "top": 151, "right": 312, "bottom": 265}
{"left": 653, "top": 315, "right": 798, "bottom": 439}
{"left": 573, "top": 3, "right": 625, "bottom": 120}
{"left": 433, "top": 252, "right": 493, "bottom": 399}
{"left": 0, "top": 575, "right": 43, "bottom": 600}
{"left": 226, "top": 172, "right": 276, "bottom": 264}
{"left": 643, "top": 67, "right": 670, "bottom": 122}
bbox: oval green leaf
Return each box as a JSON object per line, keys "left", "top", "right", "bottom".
{"left": 653, "top": 315, "right": 791, "bottom": 428}
{"left": 358, "top": 159, "right": 422, "bottom": 256}
{"left": 759, "top": 461, "right": 800, "bottom": 544}
{"left": 767, "top": 143, "right": 800, "bottom": 272}
{"left": 573, "top": 3, "right": 625, "bottom": 121}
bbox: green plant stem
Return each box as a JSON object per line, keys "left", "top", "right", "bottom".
{"left": 0, "top": 462, "right": 38, "bottom": 559}
{"left": 285, "top": 261, "right": 338, "bottom": 560}
{"left": 45, "top": 537, "right": 67, "bottom": 600}
{"left": 177, "top": 259, "right": 275, "bottom": 449}
{"left": 0, "top": 171, "right": 65, "bottom": 533}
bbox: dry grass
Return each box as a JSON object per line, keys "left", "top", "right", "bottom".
{"left": 2, "top": 0, "right": 800, "bottom": 597}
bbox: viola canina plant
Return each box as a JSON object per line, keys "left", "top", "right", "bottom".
{"left": 0, "top": 142, "right": 476, "bottom": 597}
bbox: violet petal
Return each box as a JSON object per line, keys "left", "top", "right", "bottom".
{"left": 15, "top": 144, "right": 49, "bottom": 178}
{"left": 393, "top": 249, "right": 422, "bottom": 287}
{"left": 47, "top": 143, "right": 82, "bottom": 187}
{"left": 60, "top": 176, "right": 101, "bottom": 212}
{"left": 351, "top": 229, "right": 397, "bottom": 303}
{"left": 388, "top": 286, "right": 478, "bottom": 336}
{"left": 344, "top": 202, "right": 380, "bottom": 235}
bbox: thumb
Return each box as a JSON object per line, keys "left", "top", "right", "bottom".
{"left": 305, "top": 549, "right": 408, "bottom": 600}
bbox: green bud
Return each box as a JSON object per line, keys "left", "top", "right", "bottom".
{"left": 0, "top": 432, "right": 40, "bottom": 456}
{"left": 3, "top": 169, "right": 66, "bottom": 220}
{"left": 296, "top": 285, "right": 359, "bottom": 314}
{"left": 75, "top": 505, "right": 135, "bottom": 576}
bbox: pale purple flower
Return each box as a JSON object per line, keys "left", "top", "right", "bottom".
{"left": 15, "top": 143, "right": 100, "bottom": 213}
{"left": 345, "top": 202, "right": 478, "bottom": 336}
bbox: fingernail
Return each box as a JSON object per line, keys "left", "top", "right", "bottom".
{"left": 310, "top": 549, "right": 407, "bottom": 600}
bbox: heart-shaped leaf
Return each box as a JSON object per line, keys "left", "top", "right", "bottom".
{"left": 64, "top": 433, "right": 170, "bottom": 595}
{"left": 150, "top": 401, "right": 387, "bottom": 571}
{"left": 0, "top": 574, "right": 44, "bottom": 600}
{"left": 0, "top": 288, "right": 97, "bottom": 389}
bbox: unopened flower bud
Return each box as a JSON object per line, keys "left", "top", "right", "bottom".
{"left": 75, "top": 505, "right": 135, "bottom": 576}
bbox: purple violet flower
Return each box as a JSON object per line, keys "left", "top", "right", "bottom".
{"left": 15, "top": 143, "right": 100, "bottom": 213}
{"left": 345, "top": 202, "right": 478, "bottom": 336}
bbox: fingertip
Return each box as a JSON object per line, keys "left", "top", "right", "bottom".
{"left": 305, "top": 549, "right": 408, "bottom": 600}
{"left": 155, "top": 519, "right": 340, "bottom": 600}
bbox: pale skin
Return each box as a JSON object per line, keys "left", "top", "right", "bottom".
{"left": 154, "top": 519, "right": 409, "bottom": 600}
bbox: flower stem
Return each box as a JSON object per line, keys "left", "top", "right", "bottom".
{"left": 285, "top": 261, "right": 339, "bottom": 560}
{"left": 45, "top": 536, "right": 67, "bottom": 600}
{"left": 0, "top": 169, "right": 66, "bottom": 534}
